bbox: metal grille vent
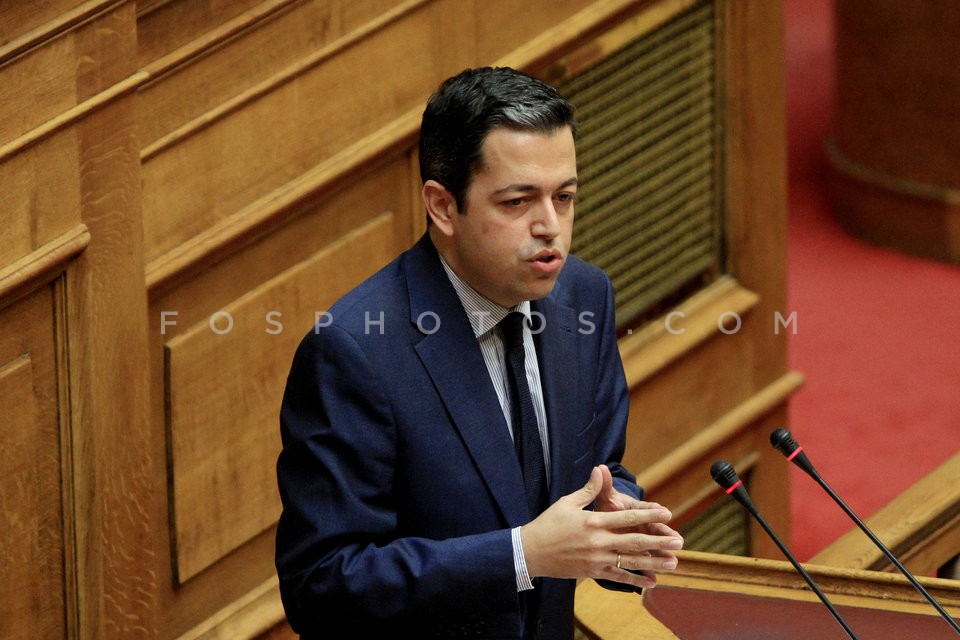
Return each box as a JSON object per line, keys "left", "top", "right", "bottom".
{"left": 680, "top": 488, "right": 750, "bottom": 556}
{"left": 560, "top": 0, "right": 723, "bottom": 331}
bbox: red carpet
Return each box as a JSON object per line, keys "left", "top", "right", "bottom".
{"left": 785, "top": 0, "right": 960, "bottom": 561}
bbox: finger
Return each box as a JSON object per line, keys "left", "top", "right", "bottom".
{"left": 600, "top": 563, "right": 659, "bottom": 590}
{"left": 596, "top": 464, "right": 615, "bottom": 502}
{"left": 615, "top": 521, "right": 683, "bottom": 543}
{"left": 613, "top": 498, "right": 671, "bottom": 513}
{"left": 617, "top": 572, "right": 658, "bottom": 590}
{"left": 612, "top": 510, "right": 677, "bottom": 533}
{"left": 632, "top": 501, "right": 669, "bottom": 510}
{"left": 616, "top": 550, "right": 679, "bottom": 573}
{"left": 640, "top": 522, "right": 683, "bottom": 539}
{"left": 595, "top": 506, "right": 673, "bottom": 531}
{"left": 567, "top": 466, "right": 604, "bottom": 509}
{"left": 640, "top": 543, "right": 685, "bottom": 558}
{"left": 613, "top": 530, "right": 684, "bottom": 557}
{"left": 600, "top": 560, "right": 659, "bottom": 589}
{"left": 620, "top": 553, "right": 677, "bottom": 571}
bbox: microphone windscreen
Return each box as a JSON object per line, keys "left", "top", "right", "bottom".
{"left": 710, "top": 460, "right": 738, "bottom": 490}
{"left": 770, "top": 427, "right": 799, "bottom": 455}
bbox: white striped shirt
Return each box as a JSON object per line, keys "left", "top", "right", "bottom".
{"left": 439, "top": 256, "right": 549, "bottom": 592}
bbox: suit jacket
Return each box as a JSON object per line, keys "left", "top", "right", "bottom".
{"left": 276, "top": 234, "right": 642, "bottom": 639}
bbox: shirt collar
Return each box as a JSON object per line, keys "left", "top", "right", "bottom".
{"left": 438, "top": 254, "right": 530, "bottom": 339}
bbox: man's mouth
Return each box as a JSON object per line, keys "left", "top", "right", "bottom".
{"left": 530, "top": 249, "right": 561, "bottom": 262}
{"left": 528, "top": 249, "right": 564, "bottom": 272}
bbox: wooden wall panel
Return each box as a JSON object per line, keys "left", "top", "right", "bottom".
{"left": 165, "top": 213, "right": 396, "bottom": 582}
{"left": 0, "top": 131, "right": 83, "bottom": 268}
{"left": 0, "top": 1, "right": 132, "bottom": 270}
{"left": 139, "top": 0, "right": 449, "bottom": 264}
{"left": 137, "top": 0, "right": 267, "bottom": 64}
{"left": 147, "top": 154, "right": 412, "bottom": 636}
{"left": 628, "top": 331, "right": 757, "bottom": 469}
{"left": 0, "top": 31, "right": 77, "bottom": 142}
{"left": 474, "top": 0, "right": 620, "bottom": 62}
{"left": 138, "top": 0, "right": 400, "bottom": 148}
{"left": 0, "top": 0, "right": 89, "bottom": 49}
{"left": 0, "top": 287, "right": 68, "bottom": 640}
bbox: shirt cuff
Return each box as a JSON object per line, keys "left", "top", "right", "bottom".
{"left": 512, "top": 526, "right": 535, "bottom": 592}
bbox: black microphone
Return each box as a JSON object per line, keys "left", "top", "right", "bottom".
{"left": 710, "top": 460, "right": 859, "bottom": 639}
{"left": 771, "top": 428, "right": 960, "bottom": 635}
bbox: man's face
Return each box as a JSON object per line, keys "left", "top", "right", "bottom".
{"left": 440, "top": 126, "right": 577, "bottom": 308}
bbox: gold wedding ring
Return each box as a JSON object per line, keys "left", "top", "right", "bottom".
{"left": 616, "top": 553, "right": 622, "bottom": 570}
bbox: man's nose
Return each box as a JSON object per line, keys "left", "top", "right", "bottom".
{"left": 532, "top": 198, "right": 561, "bottom": 239}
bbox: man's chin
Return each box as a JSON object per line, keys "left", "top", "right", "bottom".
{"left": 525, "top": 277, "right": 560, "bottom": 301}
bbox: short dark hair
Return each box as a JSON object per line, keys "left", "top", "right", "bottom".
{"left": 418, "top": 66, "right": 577, "bottom": 212}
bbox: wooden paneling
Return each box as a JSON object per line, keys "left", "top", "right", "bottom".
{"left": 137, "top": 0, "right": 265, "bottom": 64}
{"left": 165, "top": 213, "right": 396, "bottom": 582}
{"left": 0, "top": 0, "right": 88, "bottom": 43}
{"left": 0, "top": 29, "right": 77, "bottom": 142}
{"left": 148, "top": 148, "right": 410, "bottom": 635}
{"left": 138, "top": 0, "right": 401, "bottom": 148}
{"left": 139, "top": 0, "right": 444, "bottom": 263}
{"left": 0, "top": 286, "right": 69, "bottom": 640}
{"left": 0, "top": 0, "right": 137, "bottom": 276}
{"left": 0, "top": 131, "right": 83, "bottom": 268}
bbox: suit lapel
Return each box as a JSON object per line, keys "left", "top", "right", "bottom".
{"left": 532, "top": 294, "right": 582, "bottom": 501}
{"left": 406, "top": 237, "right": 529, "bottom": 527}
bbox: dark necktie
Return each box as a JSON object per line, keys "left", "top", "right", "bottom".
{"left": 499, "top": 312, "right": 549, "bottom": 518}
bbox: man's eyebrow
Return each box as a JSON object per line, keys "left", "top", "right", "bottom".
{"left": 493, "top": 183, "right": 538, "bottom": 195}
{"left": 492, "top": 177, "right": 578, "bottom": 195}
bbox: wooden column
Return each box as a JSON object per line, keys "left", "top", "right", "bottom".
{"left": 828, "top": 1, "right": 960, "bottom": 264}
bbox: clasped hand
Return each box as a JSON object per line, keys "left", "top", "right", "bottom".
{"left": 520, "top": 465, "right": 683, "bottom": 590}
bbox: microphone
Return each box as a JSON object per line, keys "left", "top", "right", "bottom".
{"left": 771, "top": 428, "right": 960, "bottom": 635}
{"left": 710, "top": 460, "right": 859, "bottom": 639}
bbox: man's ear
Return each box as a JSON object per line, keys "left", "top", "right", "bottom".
{"left": 422, "top": 180, "right": 458, "bottom": 236}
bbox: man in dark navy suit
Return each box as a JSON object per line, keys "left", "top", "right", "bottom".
{"left": 276, "top": 66, "right": 683, "bottom": 639}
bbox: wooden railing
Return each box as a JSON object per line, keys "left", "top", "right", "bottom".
{"left": 810, "top": 451, "right": 960, "bottom": 578}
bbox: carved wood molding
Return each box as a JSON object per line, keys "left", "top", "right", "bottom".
{"left": 826, "top": 139, "right": 960, "bottom": 206}
{"left": 635, "top": 370, "right": 806, "bottom": 493}
{"left": 662, "top": 550, "right": 960, "bottom": 609}
{"left": 500, "top": 0, "right": 697, "bottom": 76}
{"left": 139, "top": 0, "right": 431, "bottom": 161}
{"left": 618, "top": 276, "right": 761, "bottom": 389}
{"left": 137, "top": 0, "right": 184, "bottom": 19}
{"left": 0, "top": 0, "right": 126, "bottom": 67}
{"left": 0, "top": 225, "right": 90, "bottom": 306}
{"left": 0, "top": 71, "right": 146, "bottom": 162}
{"left": 144, "top": 114, "right": 419, "bottom": 297}
{"left": 174, "top": 577, "right": 284, "bottom": 640}
{"left": 139, "top": 0, "right": 309, "bottom": 90}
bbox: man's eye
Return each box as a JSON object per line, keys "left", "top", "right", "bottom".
{"left": 504, "top": 197, "right": 528, "bottom": 207}
{"left": 556, "top": 193, "right": 576, "bottom": 204}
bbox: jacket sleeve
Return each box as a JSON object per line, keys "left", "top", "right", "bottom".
{"left": 593, "top": 275, "right": 644, "bottom": 502}
{"left": 275, "top": 323, "right": 517, "bottom": 635}
{"left": 591, "top": 275, "right": 648, "bottom": 595}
